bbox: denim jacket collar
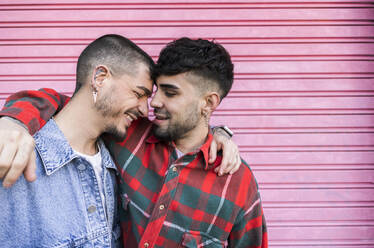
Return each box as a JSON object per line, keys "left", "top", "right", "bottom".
{"left": 34, "top": 119, "right": 116, "bottom": 176}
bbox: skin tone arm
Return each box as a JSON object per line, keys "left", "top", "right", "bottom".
{"left": 0, "top": 118, "right": 36, "bottom": 187}
{"left": 0, "top": 117, "right": 241, "bottom": 187}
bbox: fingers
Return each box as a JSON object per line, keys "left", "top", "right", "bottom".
{"left": 24, "top": 150, "right": 37, "bottom": 182}
{"left": 214, "top": 139, "right": 241, "bottom": 176}
{"left": 229, "top": 153, "right": 242, "bottom": 175}
{"left": 0, "top": 135, "right": 18, "bottom": 180}
{"left": 3, "top": 135, "right": 36, "bottom": 187}
{"left": 211, "top": 127, "right": 242, "bottom": 176}
{"left": 0, "top": 117, "right": 36, "bottom": 188}
{"left": 208, "top": 139, "right": 218, "bottom": 164}
{"left": 216, "top": 141, "right": 231, "bottom": 176}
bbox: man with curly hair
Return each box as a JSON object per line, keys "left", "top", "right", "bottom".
{"left": 119, "top": 38, "right": 268, "bottom": 247}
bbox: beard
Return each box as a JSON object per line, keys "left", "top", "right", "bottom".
{"left": 152, "top": 103, "right": 200, "bottom": 141}
{"left": 94, "top": 88, "right": 136, "bottom": 141}
{"left": 94, "top": 90, "right": 119, "bottom": 117}
{"left": 103, "top": 125, "right": 127, "bottom": 141}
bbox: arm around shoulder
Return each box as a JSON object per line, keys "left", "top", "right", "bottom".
{"left": 0, "top": 88, "right": 70, "bottom": 134}
{"left": 0, "top": 88, "right": 69, "bottom": 187}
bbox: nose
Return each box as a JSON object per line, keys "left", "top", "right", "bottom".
{"left": 150, "top": 92, "right": 162, "bottom": 109}
{"left": 138, "top": 98, "right": 149, "bottom": 118}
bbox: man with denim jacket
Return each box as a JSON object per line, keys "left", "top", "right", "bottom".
{"left": 0, "top": 35, "right": 241, "bottom": 247}
{"left": 1, "top": 122, "right": 122, "bottom": 247}
{"left": 0, "top": 34, "right": 156, "bottom": 247}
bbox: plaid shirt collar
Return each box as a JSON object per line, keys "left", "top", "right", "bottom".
{"left": 145, "top": 127, "right": 216, "bottom": 170}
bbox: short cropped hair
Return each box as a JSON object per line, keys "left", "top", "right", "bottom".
{"left": 154, "top": 37, "right": 234, "bottom": 99}
{"left": 75, "top": 34, "right": 154, "bottom": 93}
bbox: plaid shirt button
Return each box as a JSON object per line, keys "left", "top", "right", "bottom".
{"left": 144, "top": 242, "right": 149, "bottom": 248}
{"left": 172, "top": 167, "right": 177, "bottom": 172}
{"left": 159, "top": 204, "right": 165, "bottom": 210}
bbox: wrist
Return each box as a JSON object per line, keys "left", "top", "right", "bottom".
{"left": 0, "top": 116, "right": 29, "bottom": 132}
{"left": 212, "top": 125, "right": 234, "bottom": 138}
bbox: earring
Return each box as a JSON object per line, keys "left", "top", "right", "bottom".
{"left": 93, "top": 91, "right": 97, "bottom": 103}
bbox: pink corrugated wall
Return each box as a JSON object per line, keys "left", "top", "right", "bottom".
{"left": 0, "top": 0, "right": 373, "bottom": 247}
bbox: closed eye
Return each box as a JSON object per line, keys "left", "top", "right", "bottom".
{"left": 133, "top": 91, "right": 143, "bottom": 99}
{"left": 165, "top": 91, "right": 177, "bottom": 97}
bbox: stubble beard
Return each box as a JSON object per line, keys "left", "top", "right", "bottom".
{"left": 104, "top": 125, "right": 127, "bottom": 141}
{"left": 153, "top": 103, "right": 200, "bottom": 142}
{"left": 95, "top": 92, "right": 127, "bottom": 140}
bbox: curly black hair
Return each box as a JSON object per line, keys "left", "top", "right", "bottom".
{"left": 154, "top": 37, "right": 234, "bottom": 99}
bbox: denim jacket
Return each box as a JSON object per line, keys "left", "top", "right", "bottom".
{"left": 0, "top": 120, "right": 122, "bottom": 248}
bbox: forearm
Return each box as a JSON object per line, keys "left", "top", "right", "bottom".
{"left": 0, "top": 88, "right": 70, "bottom": 186}
{"left": 0, "top": 88, "right": 70, "bottom": 135}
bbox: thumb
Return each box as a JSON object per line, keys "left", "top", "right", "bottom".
{"left": 209, "top": 140, "right": 218, "bottom": 164}
{"left": 24, "top": 150, "right": 37, "bottom": 182}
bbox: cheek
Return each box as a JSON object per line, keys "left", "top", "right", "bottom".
{"left": 168, "top": 105, "right": 187, "bottom": 119}
{"left": 120, "top": 95, "right": 138, "bottom": 106}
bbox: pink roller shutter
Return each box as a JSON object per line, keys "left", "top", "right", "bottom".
{"left": 0, "top": 1, "right": 373, "bottom": 247}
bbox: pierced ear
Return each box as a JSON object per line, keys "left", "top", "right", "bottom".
{"left": 202, "top": 92, "right": 221, "bottom": 116}
{"left": 91, "top": 65, "right": 110, "bottom": 90}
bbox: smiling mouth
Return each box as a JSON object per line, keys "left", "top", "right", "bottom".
{"left": 155, "top": 114, "right": 169, "bottom": 120}
{"left": 124, "top": 112, "right": 138, "bottom": 123}
{"left": 154, "top": 109, "right": 170, "bottom": 120}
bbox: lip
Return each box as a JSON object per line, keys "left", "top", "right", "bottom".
{"left": 154, "top": 114, "right": 168, "bottom": 120}
{"left": 153, "top": 117, "right": 168, "bottom": 126}
{"left": 154, "top": 108, "right": 169, "bottom": 119}
{"left": 124, "top": 113, "right": 137, "bottom": 126}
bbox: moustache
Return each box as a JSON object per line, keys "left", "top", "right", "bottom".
{"left": 153, "top": 108, "right": 170, "bottom": 118}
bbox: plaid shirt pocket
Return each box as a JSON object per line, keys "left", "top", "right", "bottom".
{"left": 180, "top": 230, "right": 226, "bottom": 248}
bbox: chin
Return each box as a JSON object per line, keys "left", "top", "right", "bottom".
{"left": 152, "top": 126, "right": 172, "bottom": 141}
{"left": 105, "top": 126, "right": 127, "bottom": 141}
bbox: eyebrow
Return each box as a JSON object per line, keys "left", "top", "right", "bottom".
{"left": 137, "top": 86, "right": 153, "bottom": 97}
{"left": 159, "top": 83, "right": 180, "bottom": 90}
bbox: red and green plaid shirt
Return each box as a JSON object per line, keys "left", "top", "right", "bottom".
{"left": 1, "top": 88, "right": 268, "bottom": 248}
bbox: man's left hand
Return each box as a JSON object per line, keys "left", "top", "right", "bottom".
{"left": 210, "top": 128, "right": 241, "bottom": 176}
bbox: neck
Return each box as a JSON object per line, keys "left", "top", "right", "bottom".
{"left": 53, "top": 91, "right": 104, "bottom": 155}
{"left": 174, "top": 122, "right": 209, "bottom": 154}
